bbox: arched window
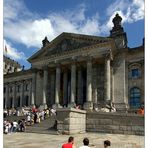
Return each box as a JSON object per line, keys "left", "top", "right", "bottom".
{"left": 129, "top": 87, "right": 141, "bottom": 108}
{"left": 128, "top": 63, "right": 141, "bottom": 79}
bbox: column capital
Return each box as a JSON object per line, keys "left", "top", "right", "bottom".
{"left": 4, "top": 82, "right": 9, "bottom": 86}
{"left": 86, "top": 56, "right": 93, "bottom": 62}
{"left": 70, "top": 56, "right": 78, "bottom": 64}
{"left": 104, "top": 49, "right": 113, "bottom": 61}
{"left": 42, "top": 65, "right": 49, "bottom": 71}
{"left": 55, "top": 62, "right": 61, "bottom": 68}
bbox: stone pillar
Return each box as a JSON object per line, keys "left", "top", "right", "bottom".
{"left": 105, "top": 57, "right": 111, "bottom": 102}
{"left": 42, "top": 67, "right": 48, "bottom": 109}
{"left": 92, "top": 67, "right": 98, "bottom": 107}
{"left": 69, "top": 63, "right": 76, "bottom": 107}
{"left": 77, "top": 69, "right": 83, "bottom": 105}
{"left": 63, "top": 71, "right": 68, "bottom": 106}
{"left": 54, "top": 65, "right": 61, "bottom": 108}
{"left": 20, "top": 81, "right": 24, "bottom": 108}
{"left": 5, "top": 84, "right": 9, "bottom": 109}
{"left": 31, "top": 71, "right": 36, "bottom": 107}
{"left": 84, "top": 60, "right": 93, "bottom": 110}
{"left": 94, "top": 88, "right": 98, "bottom": 104}
{"left": 12, "top": 83, "right": 16, "bottom": 108}
{"left": 113, "top": 58, "right": 128, "bottom": 112}
{"left": 29, "top": 80, "right": 32, "bottom": 106}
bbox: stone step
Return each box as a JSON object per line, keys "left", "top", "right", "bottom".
{"left": 25, "top": 116, "right": 57, "bottom": 134}
{"left": 4, "top": 115, "right": 26, "bottom": 122}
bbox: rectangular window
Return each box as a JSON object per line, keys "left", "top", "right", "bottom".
{"left": 132, "top": 69, "right": 139, "bottom": 78}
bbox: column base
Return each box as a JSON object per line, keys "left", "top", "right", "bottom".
{"left": 68, "top": 102, "right": 76, "bottom": 108}
{"left": 83, "top": 101, "right": 93, "bottom": 110}
{"left": 52, "top": 103, "right": 62, "bottom": 109}
{"left": 39, "top": 104, "right": 48, "bottom": 110}
{"left": 114, "top": 103, "right": 129, "bottom": 112}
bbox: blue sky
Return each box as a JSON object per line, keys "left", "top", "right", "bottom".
{"left": 3, "top": 0, "right": 144, "bottom": 69}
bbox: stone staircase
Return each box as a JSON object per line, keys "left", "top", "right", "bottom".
{"left": 4, "top": 115, "right": 26, "bottom": 122}
{"left": 25, "top": 116, "right": 58, "bottom": 134}
{"left": 4, "top": 115, "right": 58, "bottom": 135}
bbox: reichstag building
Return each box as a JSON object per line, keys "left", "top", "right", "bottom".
{"left": 4, "top": 14, "right": 144, "bottom": 112}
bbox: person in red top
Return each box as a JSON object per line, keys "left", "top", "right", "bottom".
{"left": 62, "top": 136, "right": 76, "bottom": 148}
{"left": 137, "top": 107, "right": 144, "bottom": 115}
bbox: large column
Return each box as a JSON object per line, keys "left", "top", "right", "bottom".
{"left": 12, "top": 83, "right": 16, "bottom": 108}
{"left": 31, "top": 71, "right": 36, "bottom": 107}
{"left": 42, "top": 67, "right": 48, "bottom": 109}
{"left": 84, "top": 60, "right": 93, "bottom": 110}
{"left": 63, "top": 70, "right": 68, "bottom": 106}
{"left": 94, "top": 88, "right": 98, "bottom": 104}
{"left": 69, "top": 63, "right": 76, "bottom": 107}
{"left": 20, "top": 81, "right": 24, "bottom": 108}
{"left": 77, "top": 69, "right": 83, "bottom": 105}
{"left": 105, "top": 57, "right": 111, "bottom": 103}
{"left": 29, "top": 80, "right": 32, "bottom": 106}
{"left": 54, "top": 65, "right": 61, "bottom": 108}
{"left": 5, "top": 84, "right": 9, "bottom": 109}
{"left": 93, "top": 67, "right": 98, "bottom": 106}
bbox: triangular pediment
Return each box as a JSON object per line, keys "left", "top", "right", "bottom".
{"left": 28, "top": 32, "right": 112, "bottom": 62}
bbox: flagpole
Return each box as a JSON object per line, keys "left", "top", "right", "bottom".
{"left": 5, "top": 45, "right": 8, "bottom": 57}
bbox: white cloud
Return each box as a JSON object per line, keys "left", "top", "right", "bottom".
{"left": 106, "top": 0, "right": 144, "bottom": 24}
{"left": 4, "top": 19, "right": 55, "bottom": 48}
{"left": 4, "top": 0, "right": 144, "bottom": 49}
{"left": 106, "top": 0, "right": 129, "bottom": 16}
{"left": 78, "top": 14, "right": 100, "bottom": 35}
{"left": 4, "top": 1, "right": 101, "bottom": 48}
{"left": 101, "top": 0, "right": 144, "bottom": 35}
{"left": 4, "top": 0, "right": 32, "bottom": 22}
{"left": 4, "top": 39, "right": 26, "bottom": 60}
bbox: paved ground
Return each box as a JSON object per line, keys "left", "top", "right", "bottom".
{"left": 3, "top": 132, "right": 144, "bottom": 148}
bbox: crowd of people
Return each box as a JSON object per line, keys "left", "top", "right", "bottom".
{"left": 3, "top": 106, "right": 57, "bottom": 134}
{"left": 62, "top": 136, "right": 111, "bottom": 148}
{"left": 3, "top": 119, "right": 26, "bottom": 134}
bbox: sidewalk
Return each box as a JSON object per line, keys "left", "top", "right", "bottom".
{"left": 3, "top": 132, "right": 144, "bottom": 148}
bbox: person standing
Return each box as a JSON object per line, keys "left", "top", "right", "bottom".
{"left": 79, "top": 138, "right": 90, "bottom": 148}
{"left": 62, "top": 136, "right": 76, "bottom": 148}
{"left": 104, "top": 140, "right": 111, "bottom": 148}
{"left": 13, "top": 120, "right": 18, "bottom": 133}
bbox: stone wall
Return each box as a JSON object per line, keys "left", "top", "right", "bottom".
{"left": 86, "top": 112, "right": 144, "bottom": 135}
{"left": 57, "top": 108, "right": 86, "bottom": 134}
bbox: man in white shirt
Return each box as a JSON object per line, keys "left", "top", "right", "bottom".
{"left": 13, "top": 120, "right": 18, "bottom": 132}
{"left": 79, "top": 138, "right": 90, "bottom": 148}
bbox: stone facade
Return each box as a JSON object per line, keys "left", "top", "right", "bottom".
{"left": 3, "top": 14, "right": 144, "bottom": 112}
{"left": 4, "top": 56, "right": 22, "bottom": 74}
